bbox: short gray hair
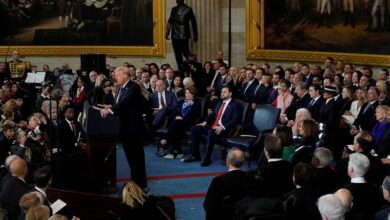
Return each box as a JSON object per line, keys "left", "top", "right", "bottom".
{"left": 5, "top": 155, "right": 20, "bottom": 171}
{"left": 348, "top": 153, "right": 370, "bottom": 177}
{"left": 382, "top": 176, "right": 390, "bottom": 191}
{"left": 313, "top": 147, "right": 333, "bottom": 167}
{"left": 317, "top": 194, "right": 346, "bottom": 220}
{"left": 226, "top": 147, "right": 245, "bottom": 168}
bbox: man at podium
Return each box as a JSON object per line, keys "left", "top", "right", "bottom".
{"left": 100, "top": 67, "right": 147, "bottom": 189}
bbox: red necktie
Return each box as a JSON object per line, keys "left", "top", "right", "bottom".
{"left": 160, "top": 93, "right": 166, "bottom": 108}
{"left": 212, "top": 102, "right": 226, "bottom": 129}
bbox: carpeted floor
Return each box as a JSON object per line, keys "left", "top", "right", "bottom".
{"left": 115, "top": 143, "right": 239, "bottom": 220}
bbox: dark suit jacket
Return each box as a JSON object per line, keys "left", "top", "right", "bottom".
{"left": 307, "top": 97, "right": 325, "bottom": 122}
{"left": 0, "top": 176, "right": 32, "bottom": 220}
{"left": 58, "top": 119, "right": 86, "bottom": 155}
{"left": 376, "top": 126, "right": 390, "bottom": 158}
{"left": 206, "top": 100, "right": 242, "bottom": 133}
{"left": 111, "top": 80, "right": 146, "bottom": 138}
{"left": 151, "top": 91, "right": 178, "bottom": 110}
{"left": 283, "top": 187, "right": 321, "bottom": 220}
{"left": 319, "top": 99, "right": 337, "bottom": 130}
{"left": 353, "top": 101, "right": 379, "bottom": 131}
{"left": 251, "top": 160, "right": 294, "bottom": 197}
{"left": 304, "top": 74, "right": 314, "bottom": 86}
{"left": 266, "top": 87, "right": 279, "bottom": 104}
{"left": 343, "top": 182, "right": 384, "bottom": 216}
{"left": 167, "top": 3, "right": 198, "bottom": 40}
{"left": 252, "top": 84, "right": 272, "bottom": 105}
{"left": 315, "top": 166, "right": 337, "bottom": 195}
{"left": 204, "top": 170, "right": 247, "bottom": 220}
{"left": 285, "top": 92, "right": 311, "bottom": 121}
{"left": 176, "top": 99, "right": 201, "bottom": 127}
{"left": 240, "top": 80, "right": 259, "bottom": 102}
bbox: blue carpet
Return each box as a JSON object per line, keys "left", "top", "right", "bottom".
{"left": 116, "top": 144, "right": 255, "bottom": 219}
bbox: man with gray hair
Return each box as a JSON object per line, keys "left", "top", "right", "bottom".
{"left": 341, "top": 153, "right": 384, "bottom": 217}
{"left": 317, "top": 194, "right": 346, "bottom": 220}
{"left": 376, "top": 176, "right": 390, "bottom": 220}
{"left": 312, "top": 148, "right": 337, "bottom": 194}
{"left": 203, "top": 148, "right": 246, "bottom": 220}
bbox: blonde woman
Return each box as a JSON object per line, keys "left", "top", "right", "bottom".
{"left": 25, "top": 204, "right": 50, "bottom": 220}
{"left": 372, "top": 105, "right": 389, "bottom": 146}
{"left": 120, "top": 181, "right": 162, "bottom": 219}
{"left": 228, "top": 66, "right": 239, "bottom": 86}
{"left": 376, "top": 80, "right": 388, "bottom": 104}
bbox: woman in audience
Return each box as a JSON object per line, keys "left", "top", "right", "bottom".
{"left": 160, "top": 87, "right": 201, "bottom": 159}
{"left": 158, "top": 68, "right": 166, "bottom": 80}
{"left": 25, "top": 204, "right": 50, "bottom": 220}
{"left": 291, "top": 119, "right": 318, "bottom": 165}
{"left": 72, "top": 76, "right": 86, "bottom": 113}
{"left": 352, "top": 70, "right": 362, "bottom": 87}
{"left": 273, "top": 124, "right": 294, "bottom": 161}
{"left": 335, "top": 74, "right": 344, "bottom": 85}
{"left": 339, "top": 85, "right": 355, "bottom": 116}
{"left": 372, "top": 105, "right": 389, "bottom": 147}
{"left": 274, "top": 79, "right": 294, "bottom": 122}
{"left": 172, "top": 76, "right": 185, "bottom": 98}
{"left": 283, "top": 163, "right": 321, "bottom": 220}
{"left": 228, "top": 66, "right": 239, "bottom": 86}
{"left": 149, "top": 63, "right": 160, "bottom": 76}
{"left": 284, "top": 68, "right": 294, "bottom": 82}
{"left": 346, "top": 87, "right": 367, "bottom": 120}
{"left": 376, "top": 80, "right": 388, "bottom": 104}
{"left": 120, "top": 180, "right": 161, "bottom": 219}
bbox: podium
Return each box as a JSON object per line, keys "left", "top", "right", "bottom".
{"left": 82, "top": 102, "right": 120, "bottom": 193}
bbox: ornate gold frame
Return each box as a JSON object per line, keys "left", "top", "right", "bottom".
{"left": 0, "top": 0, "right": 166, "bottom": 57}
{"left": 246, "top": 0, "right": 390, "bottom": 67}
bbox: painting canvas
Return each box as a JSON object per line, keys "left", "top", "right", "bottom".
{"left": 246, "top": 0, "right": 390, "bottom": 67}
{"left": 0, "top": 0, "right": 166, "bottom": 56}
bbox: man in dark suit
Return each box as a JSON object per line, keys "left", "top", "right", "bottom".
{"left": 0, "top": 158, "right": 32, "bottom": 220}
{"left": 203, "top": 148, "right": 247, "bottom": 220}
{"left": 352, "top": 86, "right": 379, "bottom": 132}
{"left": 0, "top": 123, "right": 15, "bottom": 166}
{"left": 101, "top": 67, "right": 148, "bottom": 188}
{"left": 249, "top": 135, "right": 294, "bottom": 196}
{"left": 307, "top": 84, "right": 324, "bottom": 122}
{"left": 284, "top": 82, "right": 311, "bottom": 121}
{"left": 376, "top": 175, "right": 390, "bottom": 220}
{"left": 58, "top": 105, "right": 87, "bottom": 155}
{"left": 183, "top": 86, "right": 242, "bottom": 166}
{"left": 33, "top": 165, "right": 52, "bottom": 207}
{"left": 341, "top": 153, "right": 384, "bottom": 217}
{"left": 240, "top": 68, "right": 258, "bottom": 102}
{"left": 151, "top": 79, "right": 178, "bottom": 128}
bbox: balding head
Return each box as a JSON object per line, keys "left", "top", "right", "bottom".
{"left": 5, "top": 155, "right": 20, "bottom": 171}
{"left": 334, "top": 188, "right": 353, "bottom": 210}
{"left": 226, "top": 148, "right": 245, "bottom": 169}
{"left": 10, "top": 158, "right": 28, "bottom": 178}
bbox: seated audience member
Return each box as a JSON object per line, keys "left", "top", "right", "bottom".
{"left": 0, "top": 122, "right": 15, "bottom": 165}
{"left": 376, "top": 176, "right": 390, "bottom": 220}
{"left": 312, "top": 148, "right": 337, "bottom": 195}
{"left": 272, "top": 124, "right": 294, "bottom": 161}
{"left": 283, "top": 163, "right": 321, "bottom": 220}
{"left": 284, "top": 82, "right": 311, "bottom": 122}
{"left": 251, "top": 73, "right": 272, "bottom": 106}
{"left": 240, "top": 68, "right": 258, "bottom": 103}
{"left": 183, "top": 86, "right": 242, "bottom": 167}
{"left": 317, "top": 194, "right": 347, "bottom": 220}
{"left": 307, "top": 84, "right": 325, "bottom": 122}
{"left": 151, "top": 79, "right": 178, "bottom": 128}
{"left": 171, "top": 76, "right": 185, "bottom": 98}
{"left": 160, "top": 87, "right": 201, "bottom": 159}
{"left": 35, "top": 83, "right": 51, "bottom": 113}
{"left": 19, "top": 191, "right": 44, "bottom": 220}
{"left": 371, "top": 105, "right": 389, "bottom": 147}
{"left": 274, "top": 79, "right": 294, "bottom": 122}
{"left": 120, "top": 181, "right": 164, "bottom": 219}
{"left": 351, "top": 86, "right": 379, "bottom": 133}
{"left": 341, "top": 153, "right": 384, "bottom": 218}
{"left": 10, "top": 129, "right": 32, "bottom": 163}
{"left": 346, "top": 88, "right": 367, "bottom": 121}
{"left": 33, "top": 165, "right": 52, "bottom": 206}
{"left": 376, "top": 107, "right": 390, "bottom": 158}
{"left": 249, "top": 135, "right": 294, "bottom": 196}
{"left": 203, "top": 148, "right": 247, "bottom": 220}
{"left": 0, "top": 155, "right": 20, "bottom": 190}
{"left": 25, "top": 204, "right": 50, "bottom": 220}
{"left": 0, "top": 158, "right": 32, "bottom": 219}
{"left": 72, "top": 76, "right": 86, "bottom": 112}
{"left": 334, "top": 188, "right": 353, "bottom": 212}
{"left": 291, "top": 119, "right": 319, "bottom": 165}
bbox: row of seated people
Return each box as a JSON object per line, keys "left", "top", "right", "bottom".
{"left": 203, "top": 138, "right": 389, "bottom": 220}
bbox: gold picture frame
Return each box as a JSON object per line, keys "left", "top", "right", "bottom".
{"left": 246, "top": 0, "right": 390, "bottom": 67}
{"left": 0, "top": 0, "right": 166, "bottom": 57}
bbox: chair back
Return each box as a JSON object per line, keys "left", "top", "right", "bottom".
{"left": 252, "top": 104, "right": 280, "bottom": 134}
{"left": 235, "top": 99, "right": 249, "bottom": 123}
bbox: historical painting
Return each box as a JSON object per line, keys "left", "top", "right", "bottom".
{"left": 0, "top": 0, "right": 166, "bottom": 56}
{"left": 246, "top": 0, "right": 390, "bottom": 67}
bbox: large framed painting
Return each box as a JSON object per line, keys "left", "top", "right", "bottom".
{"left": 0, "top": 0, "right": 166, "bottom": 56}
{"left": 246, "top": 0, "right": 390, "bottom": 67}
